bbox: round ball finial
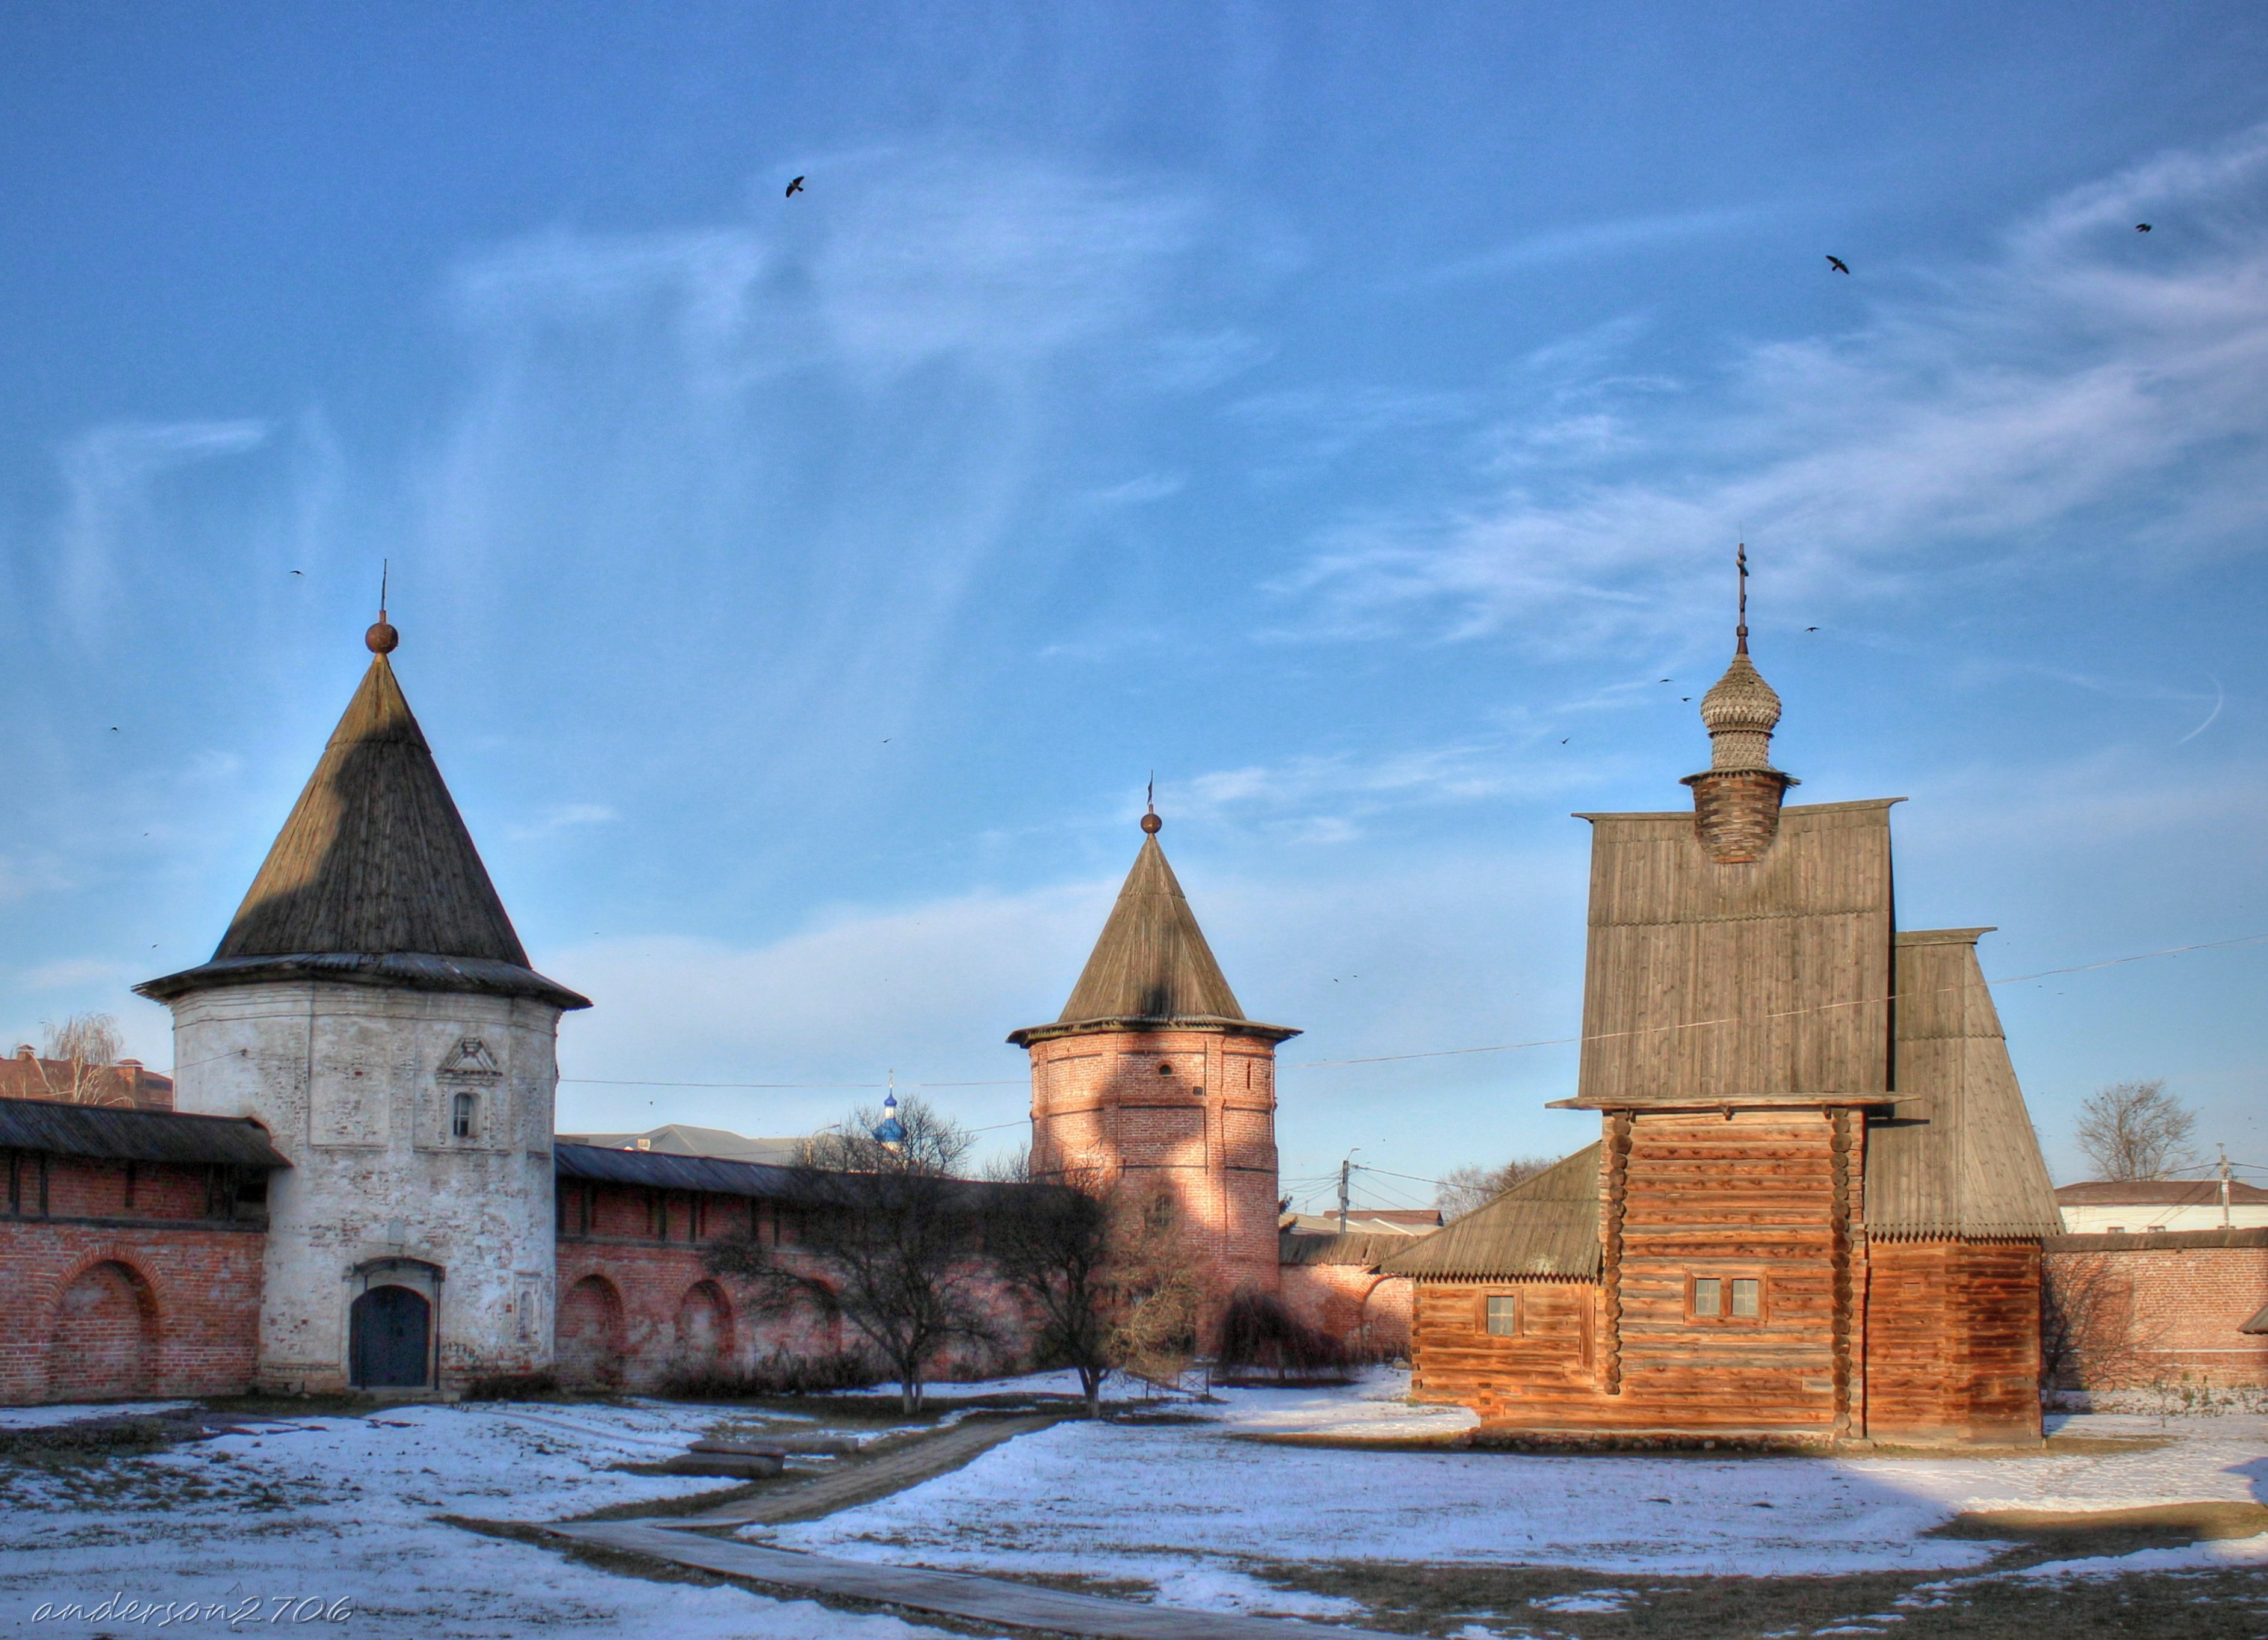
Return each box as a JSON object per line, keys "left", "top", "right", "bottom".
{"left": 1140, "top": 810, "right": 1162, "bottom": 834}
{"left": 366, "top": 619, "right": 399, "bottom": 655}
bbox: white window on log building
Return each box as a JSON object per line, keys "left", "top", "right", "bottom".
{"left": 1484, "top": 1293, "right": 1519, "bottom": 1336}
{"left": 1690, "top": 1276, "right": 1764, "bottom": 1321}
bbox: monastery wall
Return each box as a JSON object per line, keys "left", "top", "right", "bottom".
{"left": 2045, "top": 1230, "right": 2268, "bottom": 1390}
{"left": 0, "top": 1153, "right": 265, "bottom": 1402}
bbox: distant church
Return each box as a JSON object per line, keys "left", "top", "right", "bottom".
{"left": 1384, "top": 582, "right": 2065, "bottom": 1444}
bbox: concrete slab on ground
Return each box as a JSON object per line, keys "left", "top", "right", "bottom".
{"left": 548, "top": 1521, "right": 1405, "bottom": 1640}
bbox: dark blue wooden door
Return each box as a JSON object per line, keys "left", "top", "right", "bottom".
{"left": 350, "top": 1285, "right": 430, "bottom": 1387}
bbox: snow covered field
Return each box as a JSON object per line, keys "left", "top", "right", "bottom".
{"left": 0, "top": 1399, "right": 973, "bottom": 1640}
{"left": 768, "top": 1372, "right": 2268, "bottom": 1588}
{"left": 3, "top": 1372, "right": 2261, "bottom": 1638}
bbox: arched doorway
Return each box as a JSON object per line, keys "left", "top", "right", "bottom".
{"left": 673, "top": 1280, "right": 733, "bottom": 1377}
{"left": 350, "top": 1286, "right": 432, "bottom": 1388}
{"left": 555, "top": 1275, "right": 626, "bottom": 1389}
{"left": 51, "top": 1260, "right": 158, "bottom": 1400}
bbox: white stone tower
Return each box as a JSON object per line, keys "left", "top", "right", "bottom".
{"left": 137, "top": 610, "right": 589, "bottom": 1394}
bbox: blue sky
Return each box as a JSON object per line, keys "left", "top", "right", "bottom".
{"left": 2, "top": 4, "right": 2264, "bottom": 1205}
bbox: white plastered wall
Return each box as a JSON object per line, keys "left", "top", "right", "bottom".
{"left": 165, "top": 981, "right": 562, "bottom": 1393}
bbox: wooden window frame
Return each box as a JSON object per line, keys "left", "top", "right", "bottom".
{"left": 1480, "top": 1292, "right": 1520, "bottom": 1338}
{"left": 1686, "top": 1272, "right": 1767, "bottom": 1325}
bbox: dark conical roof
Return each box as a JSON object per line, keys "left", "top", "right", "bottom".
{"left": 1008, "top": 828, "right": 1295, "bottom": 1045}
{"left": 139, "top": 648, "right": 588, "bottom": 1010}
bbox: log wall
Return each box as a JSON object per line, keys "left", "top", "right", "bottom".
{"left": 1867, "top": 1237, "right": 2044, "bottom": 1443}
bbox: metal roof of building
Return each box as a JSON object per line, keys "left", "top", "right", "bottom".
{"left": 138, "top": 643, "right": 587, "bottom": 1011}
{"left": 553, "top": 1141, "right": 800, "bottom": 1198}
{"left": 1380, "top": 1144, "right": 1602, "bottom": 1280}
{"left": 2055, "top": 1179, "right": 2268, "bottom": 1206}
{"left": 1279, "top": 1230, "right": 1432, "bottom": 1268}
{"left": 0, "top": 1095, "right": 289, "bottom": 1168}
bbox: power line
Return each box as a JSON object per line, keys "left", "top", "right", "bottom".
{"left": 1286, "top": 930, "right": 2268, "bottom": 1071}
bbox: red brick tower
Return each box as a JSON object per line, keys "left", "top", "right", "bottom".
{"left": 1008, "top": 808, "right": 1298, "bottom": 1326}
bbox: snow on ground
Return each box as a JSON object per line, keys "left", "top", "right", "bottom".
{"left": 764, "top": 1369, "right": 2268, "bottom": 1602}
{"left": 0, "top": 1399, "right": 988, "bottom": 1640}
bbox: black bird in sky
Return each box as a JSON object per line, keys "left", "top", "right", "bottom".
{"left": 1825, "top": 255, "right": 1850, "bottom": 275}
{"left": 785, "top": 176, "right": 806, "bottom": 198}
{"left": 1805, "top": 626, "right": 1819, "bottom": 632}
{"left": 2135, "top": 223, "right": 2152, "bottom": 233}
{"left": 291, "top": 569, "right": 302, "bottom": 575}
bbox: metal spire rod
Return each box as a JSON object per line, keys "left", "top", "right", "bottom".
{"left": 1736, "top": 543, "right": 1749, "bottom": 653}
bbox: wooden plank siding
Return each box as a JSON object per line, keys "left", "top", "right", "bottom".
{"left": 1406, "top": 1279, "right": 1597, "bottom": 1419}
{"left": 1573, "top": 801, "right": 1897, "bottom": 1109}
{"left": 1866, "top": 1238, "right": 2042, "bottom": 1443}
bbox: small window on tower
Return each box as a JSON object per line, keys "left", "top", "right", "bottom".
{"left": 1731, "top": 1278, "right": 1761, "bottom": 1318}
{"left": 451, "top": 1091, "right": 477, "bottom": 1139}
{"left": 1157, "top": 1062, "right": 1174, "bottom": 1076}
{"left": 1692, "top": 1277, "right": 1722, "bottom": 1318}
{"left": 1484, "top": 1294, "right": 1519, "bottom": 1336}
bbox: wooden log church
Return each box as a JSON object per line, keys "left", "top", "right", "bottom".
{"left": 1385, "top": 569, "right": 2063, "bottom": 1445}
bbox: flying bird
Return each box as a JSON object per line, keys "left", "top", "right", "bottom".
{"left": 1560, "top": 738, "right": 1570, "bottom": 745}
{"left": 2135, "top": 223, "right": 2152, "bottom": 233}
{"left": 290, "top": 569, "right": 302, "bottom": 576}
{"left": 1825, "top": 255, "right": 1850, "bottom": 275}
{"left": 1805, "top": 626, "right": 1819, "bottom": 632}
{"left": 785, "top": 176, "right": 806, "bottom": 198}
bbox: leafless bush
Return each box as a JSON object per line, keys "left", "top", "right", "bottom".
{"left": 1435, "top": 1156, "right": 1559, "bottom": 1221}
{"left": 1215, "top": 1291, "right": 1357, "bottom": 1384}
{"left": 2041, "top": 1252, "right": 2163, "bottom": 1390}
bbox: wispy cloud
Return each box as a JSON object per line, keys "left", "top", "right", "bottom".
{"left": 1286, "top": 127, "right": 2268, "bottom": 649}
{"left": 1417, "top": 206, "right": 1773, "bottom": 287}
{"left": 20, "top": 958, "right": 124, "bottom": 991}
{"left": 56, "top": 420, "right": 270, "bottom": 634}
{"left": 506, "top": 802, "right": 618, "bottom": 841}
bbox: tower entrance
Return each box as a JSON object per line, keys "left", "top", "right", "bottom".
{"left": 350, "top": 1284, "right": 432, "bottom": 1388}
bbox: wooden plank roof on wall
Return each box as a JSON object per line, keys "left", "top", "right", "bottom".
{"left": 1380, "top": 1143, "right": 1601, "bottom": 1280}
{"left": 1571, "top": 799, "right": 1899, "bottom": 1107}
{"left": 1866, "top": 929, "right": 2066, "bottom": 1239}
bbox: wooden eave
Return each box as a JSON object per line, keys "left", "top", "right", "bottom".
{"left": 1006, "top": 1014, "right": 1299, "bottom": 1047}
{"left": 1546, "top": 1093, "right": 1893, "bottom": 1111}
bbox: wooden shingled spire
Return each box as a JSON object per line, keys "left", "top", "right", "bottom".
{"left": 140, "top": 613, "right": 587, "bottom": 1010}
{"left": 1052, "top": 813, "right": 1248, "bottom": 1026}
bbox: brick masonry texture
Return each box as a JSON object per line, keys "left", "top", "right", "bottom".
{"left": 2045, "top": 1235, "right": 2268, "bottom": 1388}
{"left": 0, "top": 1154, "right": 265, "bottom": 1403}
{"left": 1279, "top": 1264, "right": 1413, "bottom": 1355}
{"left": 1023, "top": 1025, "right": 1283, "bottom": 1333}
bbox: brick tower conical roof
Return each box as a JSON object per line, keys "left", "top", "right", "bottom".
{"left": 139, "top": 619, "right": 588, "bottom": 1009}
{"left": 1057, "top": 831, "right": 1246, "bottom": 1025}
{"left": 1008, "top": 812, "right": 1295, "bottom": 1044}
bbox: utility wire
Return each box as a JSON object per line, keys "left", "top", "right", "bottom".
{"left": 1286, "top": 930, "right": 2268, "bottom": 1071}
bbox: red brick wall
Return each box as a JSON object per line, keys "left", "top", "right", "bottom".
{"left": 1278, "top": 1263, "right": 1413, "bottom": 1355}
{"left": 0, "top": 1154, "right": 265, "bottom": 1403}
{"left": 1023, "top": 1025, "right": 1282, "bottom": 1336}
{"left": 2045, "top": 1232, "right": 2268, "bottom": 1389}
{"left": 555, "top": 1179, "right": 1026, "bottom": 1390}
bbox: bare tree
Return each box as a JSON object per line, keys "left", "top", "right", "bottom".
{"left": 2041, "top": 1252, "right": 2163, "bottom": 1391}
{"left": 800, "top": 1093, "right": 972, "bottom": 1176}
{"left": 2075, "top": 1080, "right": 2198, "bottom": 1181}
{"left": 1101, "top": 1188, "right": 1205, "bottom": 1389}
{"left": 39, "top": 1013, "right": 129, "bottom": 1106}
{"left": 982, "top": 1154, "right": 1115, "bottom": 1415}
{"left": 1434, "top": 1155, "right": 1558, "bottom": 1220}
{"left": 707, "top": 1094, "right": 991, "bottom": 1413}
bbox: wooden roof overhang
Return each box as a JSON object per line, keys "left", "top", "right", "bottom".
{"left": 1545, "top": 1093, "right": 1892, "bottom": 1112}
{"left": 0, "top": 1094, "right": 290, "bottom": 1170}
{"left": 1381, "top": 1143, "right": 1603, "bottom": 1282}
{"left": 1008, "top": 1013, "right": 1300, "bottom": 1047}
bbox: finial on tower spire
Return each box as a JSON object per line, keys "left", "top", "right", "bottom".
{"left": 1736, "top": 543, "right": 1749, "bottom": 655}
{"left": 366, "top": 559, "right": 399, "bottom": 655}
{"left": 1141, "top": 772, "right": 1162, "bottom": 834}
